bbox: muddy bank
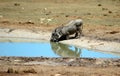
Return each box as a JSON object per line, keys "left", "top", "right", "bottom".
{"left": 0, "top": 28, "right": 120, "bottom": 55}
{"left": 0, "top": 57, "right": 120, "bottom": 67}
{"left": 61, "top": 37, "right": 120, "bottom": 55}
{"left": 0, "top": 57, "right": 120, "bottom": 76}
{"left": 0, "top": 28, "right": 50, "bottom": 41}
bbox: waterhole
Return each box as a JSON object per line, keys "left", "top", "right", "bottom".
{"left": 0, "top": 42, "right": 120, "bottom": 58}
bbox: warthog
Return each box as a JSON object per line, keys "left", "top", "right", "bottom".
{"left": 50, "top": 19, "right": 83, "bottom": 42}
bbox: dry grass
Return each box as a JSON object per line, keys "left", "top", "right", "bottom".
{"left": 0, "top": 0, "right": 120, "bottom": 26}
{"left": 7, "top": 67, "right": 37, "bottom": 74}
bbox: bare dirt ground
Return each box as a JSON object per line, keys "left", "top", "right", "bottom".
{"left": 0, "top": 0, "right": 120, "bottom": 76}
{"left": 0, "top": 57, "right": 120, "bottom": 76}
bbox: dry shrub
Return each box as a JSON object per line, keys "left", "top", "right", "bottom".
{"left": 7, "top": 68, "right": 20, "bottom": 74}
{"left": 14, "top": 3, "right": 20, "bottom": 6}
{"left": 108, "top": 11, "right": 112, "bottom": 13}
{"left": 23, "top": 68, "right": 37, "bottom": 74}
{"left": 98, "top": 4, "right": 102, "bottom": 6}
{"left": 106, "top": 31, "right": 119, "bottom": 34}
{"left": 7, "top": 68, "right": 14, "bottom": 73}
{"left": 103, "top": 14, "right": 108, "bottom": 16}
{"left": 7, "top": 67, "right": 37, "bottom": 74}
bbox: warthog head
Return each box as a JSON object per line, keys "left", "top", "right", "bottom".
{"left": 50, "top": 32, "right": 60, "bottom": 42}
{"left": 50, "top": 32, "right": 67, "bottom": 42}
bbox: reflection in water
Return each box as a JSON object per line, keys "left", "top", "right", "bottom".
{"left": 50, "top": 42, "right": 81, "bottom": 57}
{"left": 0, "top": 42, "right": 120, "bottom": 58}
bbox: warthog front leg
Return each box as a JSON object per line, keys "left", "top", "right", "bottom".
{"left": 75, "top": 29, "right": 82, "bottom": 38}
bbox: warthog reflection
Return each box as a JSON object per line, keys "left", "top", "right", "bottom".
{"left": 50, "top": 42, "right": 81, "bottom": 57}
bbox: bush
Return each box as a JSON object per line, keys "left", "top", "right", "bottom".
{"left": 7, "top": 68, "right": 14, "bottom": 73}
{"left": 23, "top": 68, "right": 37, "bottom": 73}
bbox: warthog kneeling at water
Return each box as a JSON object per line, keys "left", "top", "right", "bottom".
{"left": 50, "top": 19, "right": 83, "bottom": 42}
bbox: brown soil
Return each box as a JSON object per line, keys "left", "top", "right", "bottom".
{"left": 0, "top": 57, "right": 120, "bottom": 76}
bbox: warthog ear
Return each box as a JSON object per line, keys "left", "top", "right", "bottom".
{"left": 75, "top": 22, "right": 83, "bottom": 26}
{"left": 75, "top": 19, "right": 83, "bottom": 26}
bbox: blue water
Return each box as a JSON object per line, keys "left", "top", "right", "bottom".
{"left": 0, "top": 42, "right": 120, "bottom": 58}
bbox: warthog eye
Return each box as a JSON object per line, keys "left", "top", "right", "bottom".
{"left": 52, "top": 33, "right": 55, "bottom": 35}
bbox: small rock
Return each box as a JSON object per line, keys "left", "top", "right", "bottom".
{"left": 21, "top": 7, "right": 24, "bottom": 10}
{"left": 99, "top": 43, "right": 104, "bottom": 45}
{"left": 1, "top": 21, "right": 10, "bottom": 23}
{"left": 102, "top": 8, "right": 108, "bottom": 11}
{"left": 0, "top": 15, "right": 3, "bottom": 18}
{"left": 103, "top": 14, "right": 108, "bottom": 16}
{"left": 65, "top": 15, "right": 69, "bottom": 17}
{"left": 98, "top": 4, "right": 102, "bottom": 6}
{"left": 108, "top": 11, "right": 112, "bottom": 13}
{"left": 25, "top": 20, "right": 34, "bottom": 24}
{"left": 86, "top": 13, "right": 91, "bottom": 15}
{"left": 68, "top": 59, "right": 75, "bottom": 62}
{"left": 106, "top": 31, "right": 119, "bottom": 34}
{"left": 14, "top": 3, "right": 20, "bottom": 6}
{"left": 18, "top": 22, "right": 22, "bottom": 24}
{"left": 54, "top": 74, "right": 61, "bottom": 76}
{"left": 14, "top": 60, "right": 21, "bottom": 62}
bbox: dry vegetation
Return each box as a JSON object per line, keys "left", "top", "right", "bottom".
{"left": 0, "top": 57, "right": 120, "bottom": 76}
